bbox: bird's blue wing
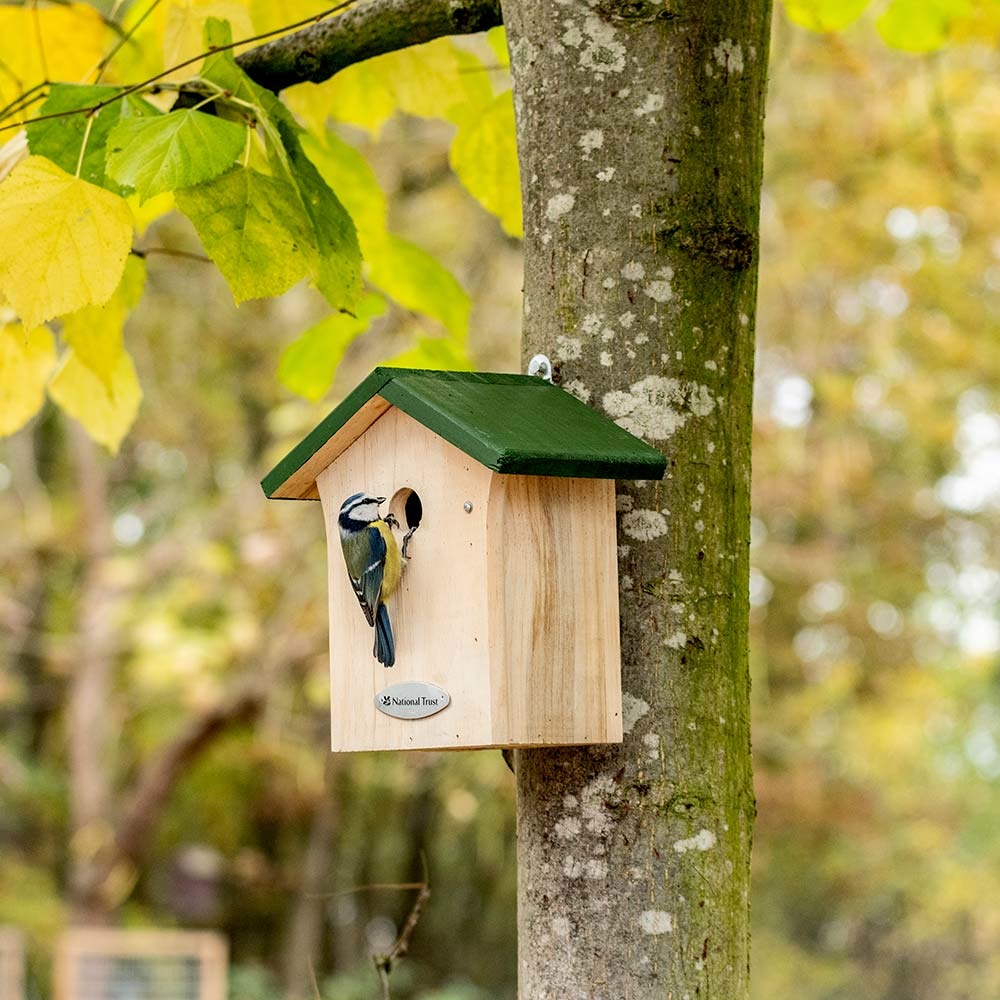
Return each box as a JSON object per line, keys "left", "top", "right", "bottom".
{"left": 357, "top": 525, "right": 386, "bottom": 622}
{"left": 342, "top": 525, "right": 386, "bottom": 626}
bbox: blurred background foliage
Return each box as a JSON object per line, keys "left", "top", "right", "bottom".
{"left": 2, "top": 1, "right": 1000, "bottom": 998}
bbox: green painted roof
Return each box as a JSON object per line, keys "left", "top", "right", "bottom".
{"left": 262, "top": 367, "right": 667, "bottom": 499}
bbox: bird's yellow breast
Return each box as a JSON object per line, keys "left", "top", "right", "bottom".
{"left": 373, "top": 519, "right": 401, "bottom": 599}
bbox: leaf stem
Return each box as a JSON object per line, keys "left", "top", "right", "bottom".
{"left": 74, "top": 112, "right": 95, "bottom": 178}
{"left": 188, "top": 92, "right": 223, "bottom": 114}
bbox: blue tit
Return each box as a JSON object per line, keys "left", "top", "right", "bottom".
{"left": 338, "top": 493, "right": 402, "bottom": 667}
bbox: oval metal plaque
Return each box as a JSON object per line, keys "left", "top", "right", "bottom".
{"left": 374, "top": 682, "right": 451, "bottom": 720}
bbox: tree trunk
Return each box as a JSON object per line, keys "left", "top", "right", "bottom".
{"left": 282, "top": 758, "right": 340, "bottom": 1000}
{"left": 502, "top": 2, "right": 771, "bottom": 997}
{"left": 66, "top": 422, "right": 119, "bottom": 924}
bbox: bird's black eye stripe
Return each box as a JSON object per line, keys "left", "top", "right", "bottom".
{"left": 340, "top": 491, "right": 368, "bottom": 512}
{"left": 342, "top": 494, "right": 376, "bottom": 514}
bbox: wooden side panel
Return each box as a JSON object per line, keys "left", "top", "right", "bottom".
{"left": 487, "top": 476, "right": 622, "bottom": 746}
{"left": 318, "top": 408, "right": 494, "bottom": 751}
{"left": 54, "top": 929, "right": 227, "bottom": 1000}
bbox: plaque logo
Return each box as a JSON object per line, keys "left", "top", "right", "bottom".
{"left": 374, "top": 682, "right": 451, "bottom": 720}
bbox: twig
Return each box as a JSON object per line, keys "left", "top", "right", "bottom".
{"left": 307, "top": 880, "right": 427, "bottom": 899}
{"left": 132, "top": 247, "right": 212, "bottom": 264}
{"left": 93, "top": 0, "right": 162, "bottom": 85}
{"left": 371, "top": 860, "right": 431, "bottom": 1000}
{"left": 0, "top": 80, "right": 48, "bottom": 124}
{"left": 0, "top": 0, "right": 358, "bottom": 134}
{"left": 1, "top": 0, "right": 504, "bottom": 136}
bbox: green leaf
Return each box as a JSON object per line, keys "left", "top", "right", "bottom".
{"left": 876, "top": 0, "right": 966, "bottom": 51}
{"left": 278, "top": 120, "right": 361, "bottom": 311}
{"left": 0, "top": 156, "right": 133, "bottom": 330}
{"left": 198, "top": 19, "right": 361, "bottom": 310}
{"left": 106, "top": 110, "right": 246, "bottom": 202}
{"left": 27, "top": 84, "right": 158, "bottom": 194}
{"left": 60, "top": 256, "right": 146, "bottom": 392}
{"left": 278, "top": 293, "right": 386, "bottom": 401}
{"left": 299, "top": 132, "right": 387, "bottom": 253}
{"left": 175, "top": 167, "right": 313, "bottom": 304}
{"left": 0, "top": 323, "right": 56, "bottom": 436}
{"left": 199, "top": 19, "right": 296, "bottom": 176}
{"left": 450, "top": 90, "right": 522, "bottom": 239}
{"left": 368, "top": 234, "right": 469, "bottom": 340}
{"left": 48, "top": 347, "right": 142, "bottom": 453}
{"left": 782, "top": 0, "right": 870, "bottom": 31}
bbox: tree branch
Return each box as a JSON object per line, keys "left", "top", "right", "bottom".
{"left": 236, "top": 0, "right": 503, "bottom": 93}
{"left": 113, "top": 686, "right": 263, "bottom": 866}
{"left": 371, "top": 861, "right": 431, "bottom": 1000}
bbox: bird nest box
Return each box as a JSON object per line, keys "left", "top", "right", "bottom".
{"left": 263, "top": 367, "right": 666, "bottom": 753}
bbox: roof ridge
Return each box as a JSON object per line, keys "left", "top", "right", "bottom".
{"left": 262, "top": 367, "right": 666, "bottom": 500}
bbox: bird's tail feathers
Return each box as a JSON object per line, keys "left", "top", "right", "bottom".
{"left": 374, "top": 603, "right": 395, "bottom": 667}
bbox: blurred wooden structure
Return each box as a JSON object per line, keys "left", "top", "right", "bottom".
{"left": 264, "top": 367, "right": 666, "bottom": 753}
{"left": 0, "top": 927, "right": 25, "bottom": 1000}
{"left": 54, "top": 929, "right": 226, "bottom": 1000}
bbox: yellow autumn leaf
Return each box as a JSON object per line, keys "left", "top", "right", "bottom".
{"left": 48, "top": 349, "right": 142, "bottom": 454}
{"left": 129, "top": 191, "right": 175, "bottom": 238}
{"left": 161, "top": 0, "right": 254, "bottom": 79}
{"left": 248, "top": 0, "right": 330, "bottom": 35}
{"left": 321, "top": 39, "right": 492, "bottom": 136}
{"left": 61, "top": 256, "right": 147, "bottom": 393}
{"left": 0, "top": 4, "right": 109, "bottom": 116}
{"left": 0, "top": 157, "right": 133, "bottom": 331}
{"left": 0, "top": 133, "right": 28, "bottom": 184}
{"left": 450, "top": 90, "right": 523, "bottom": 238}
{"left": 0, "top": 324, "right": 56, "bottom": 436}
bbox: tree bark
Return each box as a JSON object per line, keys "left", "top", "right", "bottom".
{"left": 502, "top": 2, "right": 771, "bottom": 997}
{"left": 237, "top": 0, "right": 502, "bottom": 93}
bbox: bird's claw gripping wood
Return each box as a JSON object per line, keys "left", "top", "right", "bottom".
{"left": 401, "top": 525, "right": 417, "bottom": 561}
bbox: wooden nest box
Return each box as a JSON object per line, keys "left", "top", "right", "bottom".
{"left": 262, "top": 368, "right": 666, "bottom": 752}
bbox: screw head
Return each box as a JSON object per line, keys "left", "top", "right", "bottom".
{"left": 463, "top": 501, "right": 473, "bottom": 513}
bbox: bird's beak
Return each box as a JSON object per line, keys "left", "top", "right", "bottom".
{"left": 376, "top": 496, "right": 386, "bottom": 504}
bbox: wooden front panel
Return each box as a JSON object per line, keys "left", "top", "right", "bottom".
{"left": 487, "top": 475, "right": 622, "bottom": 746}
{"left": 53, "top": 929, "right": 227, "bottom": 1000}
{"left": 318, "top": 408, "right": 495, "bottom": 751}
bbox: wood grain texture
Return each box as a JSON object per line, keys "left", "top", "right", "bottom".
{"left": 318, "top": 408, "right": 493, "bottom": 752}
{"left": 487, "top": 475, "right": 621, "bottom": 746}
{"left": 316, "top": 408, "right": 623, "bottom": 752}
{"left": 54, "top": 929, "right": 227, "bottom": 1000}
